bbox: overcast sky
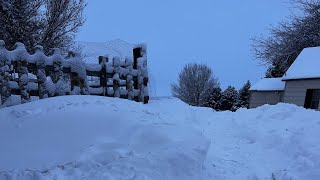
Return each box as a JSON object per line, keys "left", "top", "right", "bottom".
{"left": 77, "top": 0, "right": 292, "bottom": 96}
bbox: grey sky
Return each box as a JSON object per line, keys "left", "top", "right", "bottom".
{"left": 77, "top": 0, "right": 292, "bottom": 96}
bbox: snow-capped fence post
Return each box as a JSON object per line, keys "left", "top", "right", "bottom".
{"left": 134, "top": 45, "right": 149, "bottom": 104}
{"left": 69, "top": 51, "right": 88, "bottom": 95}
{"left": 125, "top": 57, "right": 134, "bottom": 100}
{"left": 15, "top": 42, "right": 31, "bottom": 104}
{"left": 52, "top": 48, "right": 67, "bottom": 96}
{"left": 133, "top": 47, "right": 141, "bottom": 91}
{"left": 34, "top": 45, "right": 48, "bottom": 99}
{"left": 113, "top": 57, "right": 121, "bottom": 98}
{"left": 99, "top": 56, "right": 107, "bottom": 96}
{"left": 0, "top": 40, "right": 11, "bottom": 105}
{"left": 143, "top": 76, "right": 149, "bottom": 104}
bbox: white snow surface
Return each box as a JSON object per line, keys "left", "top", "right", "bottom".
{"left": 250, "top": 78, "right": 285, "bottom": 91}
{"left": 0, "top": 96, "right": 320, "bottom": 180}
{"left": 283, "top": 46, "right": 320, "bottom": 80}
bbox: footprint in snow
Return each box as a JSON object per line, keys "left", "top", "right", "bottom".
{"left": 10, "top": 109, "right": 33, "bottom": 118}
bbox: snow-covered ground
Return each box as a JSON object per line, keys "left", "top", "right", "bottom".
{"left": 0, "top": 96, "right": 319, "bottom": 180}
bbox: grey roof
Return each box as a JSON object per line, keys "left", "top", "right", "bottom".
{"left": 76, "top": 39, "right": 134, "bottom": 64}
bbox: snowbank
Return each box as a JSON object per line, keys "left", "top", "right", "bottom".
{"left": 0, "top": 96, "right": 209, "bottom": 180}
{"left": 0, "top": 96, "right": 320, "bottom": 179}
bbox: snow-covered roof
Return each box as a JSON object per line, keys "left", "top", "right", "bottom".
{"left": 76, "top": 39, "right": 134, "bottom": 64}
{"left": 250, "top": 78, "right": 285, "bottom": 91}
{"left": 282, "top": 46, "right": 320, "bottom": 81}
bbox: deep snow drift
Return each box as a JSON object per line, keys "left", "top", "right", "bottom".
{"left": 0, "top": 96, "right": 320, "bottom": 180}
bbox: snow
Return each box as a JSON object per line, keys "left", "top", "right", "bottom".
{"left": 1, "top": 96, "right": 319, "bottom": 179}
{"left": 250, "top": 78, "right": 285, "bottom": 91}
{"left": 68, "top": 52, "right": 87, "bottom": 80}
{"left": 283, "top": 46, "right": 320, "bottom": 80}
{"left": 88, "top": 87, "right": 104, "bottom": 94}
{"left": 85, "top": 64, "right": 102, "bottom": 71}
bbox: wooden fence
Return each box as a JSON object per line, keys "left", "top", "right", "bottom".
{"left": 0, "top": 41, "right": 149, "bottom": 106}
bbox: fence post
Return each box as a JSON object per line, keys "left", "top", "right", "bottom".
{"left": 35, "top": 45, "right": 48, "bottom": 99}
{"left": 15, "top": 43, "right": 31, "bottom": 103}
{"left": 113, "top": 57, "right": 121, "bottom": 98}
{"left": 69, "top": 51, "right": 88, "bottom": 95}
{"left": 133, "top": 47, "right": 141, "bottom": 91}
{"left": 52, "top": 48, "right": 66, "bottom": 96}
{"left": 125, "top": 58, "right": 134, "bottom": 100}
{"left": 0, "top": 40, "right": 11, "bottom": 105}
{"left": 99, "top": 56, "right": 107, "bottom": 96}
{"left": 133, "top": 46, "right": 149, "bottom": 103}
{"left": 143, "top": 77, "right": 149, "bottom": 104}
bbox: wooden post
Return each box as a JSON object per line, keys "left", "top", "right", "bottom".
{"left": 126, "top": 75, "right": 134, "bottom": 100}
{"left": 15, "top": 43, "right": 31, "bottom": 103}
{"left": 35, "top": 45, "right": 48, "bottom": 99}
{"left": 133, "top": 47, "right": 142, "bottom": 90}
{"left": 143, "top": 77, "right": 149, "bottom": 104}
{"left": 0, "top": 40, "right": 11, "bottom": 105}
{"left": 52, "top": 48, "right": 66, "bottom": 96}
{"left": 99, "top": 56, "right": 107, "bottom": 96}
{"left": 69, "top": 51, "right": 88, "bottom": 95}
{"left": 113, "top": 78, "right": 120, "bottom": 98}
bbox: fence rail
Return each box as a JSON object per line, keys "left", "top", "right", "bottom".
{"left": 0, "top": 41, "right": 149, "bottom": 107}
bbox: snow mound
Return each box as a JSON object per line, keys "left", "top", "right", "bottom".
{"left": 0, "top": 96, "right": 209, "bottom": 180}
{"left": 0, "top": 96, "right": 320, "bottom": 179}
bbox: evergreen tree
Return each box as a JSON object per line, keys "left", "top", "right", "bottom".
{"left": 237, "top": 81, "right": 251, "bottom": 109}
{"left": 205, "top": 86, "right": 222, "bottom": 110}
{"left": 220, "top": 86, "right": 238, "bottom": 111}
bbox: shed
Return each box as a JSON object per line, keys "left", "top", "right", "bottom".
{"left": 249, "top": 78, "right": 285, "bottom": 108}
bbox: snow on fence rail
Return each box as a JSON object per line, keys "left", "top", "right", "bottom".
{"left": 0, "top": 40, "right": 149, "bottom": 107}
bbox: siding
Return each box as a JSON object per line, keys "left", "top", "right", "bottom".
{"left": 249, "top": 91, "right": 284, "bottom": 108}
{"left": 283, "top": 79, "right": 320, "bottom": 107}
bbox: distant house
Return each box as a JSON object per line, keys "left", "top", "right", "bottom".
{"left": 250, "top": 46, "right": 320, "bottom": 110}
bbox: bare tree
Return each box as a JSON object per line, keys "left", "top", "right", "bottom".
{"left": 252, "top": 0, "right": 320, "bottom": 77}
{"left": 171, "top": 63, "right": 219, "bottom": 106}
{"left": 41, "top": 0, "right": 86, "bottom": 53}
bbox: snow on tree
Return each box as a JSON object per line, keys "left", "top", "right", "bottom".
{"left": 0, "top": 0, "right": 86, "bottom": 54}
{"left": 205, "top": 86, "right": 222, "bottom": 110}
{"left": 0, "top": 0, "right": 43, "bottom": 52}
{"left": 171, "top": 63, "right": 219, "bottom": 106}
{"left": 220, "top": 86, "right": 239, "bottom": 111}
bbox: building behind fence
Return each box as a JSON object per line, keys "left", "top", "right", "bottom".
{"left": 0, "top": 40, "right": 149, "bottom": 107}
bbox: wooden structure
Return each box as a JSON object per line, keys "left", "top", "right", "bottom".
{"left": 0, "top": 41, "right": 149, "bottom": 106}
